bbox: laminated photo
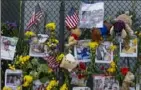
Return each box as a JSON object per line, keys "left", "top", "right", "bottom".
{"left": 93, "top": 75, "right": 119, "bottom": 90}
{"left": 95, "top": 41, "right": 113, "bottom": 63}
{"left": 93, "top": 75, "right": 105, "bottom": 90}
{"left": 1, "top": 36, "right": 18, "bottom": 60}
{"left": 29, "top": 34, "right": 49, "bottom": 57}
{"left": 120, "top": 38, "right": 137, "bottom": 57}
{"left": 104, "top": 76, "right": 119, "bottom": 90}
{"left": 79, "top": 2, "right": 104, "bottom": 28}
{"left": 74, "top": 40, "right": 91, "bottom": 62}
{"left": 5, "top": 69, "right": 22, "bottom": 90}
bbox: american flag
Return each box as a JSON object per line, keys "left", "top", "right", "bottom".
{"left": 26, "top": 3, "right": 44, "bottom": 30}
{"left": 65, "top": 7, "right": 79, "bottom": 29}
{"left": 43, "top": 56, "right": 59, "bottom": 70}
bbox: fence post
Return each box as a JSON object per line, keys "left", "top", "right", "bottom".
{"left": 59, "top": 0, "right": 65, "bottom": 52}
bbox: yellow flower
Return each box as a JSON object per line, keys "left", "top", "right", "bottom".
{"left": 107, "top": 67, "right": 116, "bottom": 73}
{"left": 54, "top": 39, "right": 59, "bottom": 44}
{"left": 24, "top": 75, "right": 33, "bottom": 83}
{"left": 25, "top": 31, "right": 35, "bottom": 37}
{"left": 18, "top": 55, "right": 30, "bottom": 65}
{"left": 16, "top": 86, "right": 21, "bottom": 90}
{"left": 56, "top": 53, "right": 64, "bottom": 62}
{"left": 109, "top": 45, "right": 117, "bottom": 51}
{"left": 133, "top": 38, "right": 137, "bottom": 45}
{"left": 138, "top": 32, "right": 141, "bottom": 37}
{"left": 23, "top": 82, "right": 30, "bottom": 87}
{"left": 45, "top": 22, "right": 56, "bottom": 30}
{"left": 8, "top": 64, "right": 15, "bottom": 71}
{"left": 48, "top": 67, "right": 53, "bottom": 73}
{"left": 3, "top": 86, "right": 12, "bottom": 90}
{"left": 89, "top": 42, "right": 98, "bottom": 49}
{"left": 135, "top": 31, "right": 138, "bottom": 34}
{"left": 46, "top": 80, "right": 58, "bottom": 90}
{"left": 110, "top": 61, "right": 116, "bottom": 68}
{"left": 60, "top": 83, "right": 68, "bottom": 90}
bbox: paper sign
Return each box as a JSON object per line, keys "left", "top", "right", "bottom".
{"left": 79, "top": 2, "right": 104, "bottom": 28}
{"left": 73, "top": 87, "right": 90, "bottom": 90}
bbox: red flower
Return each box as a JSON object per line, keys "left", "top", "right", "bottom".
{"left": 120, "top": 67, "right": 129, "bottom": 76}
{"left": 77, "top": 74, "right": 85, "bottom": 79}
{"left": 79, "top": 62, "right": 86, "bottom": 70}
{"left": 100, "top": 66, "right": 105, "bottom": 70}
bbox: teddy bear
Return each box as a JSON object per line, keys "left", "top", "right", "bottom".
{"left": 120, "top": 71, "right": 135, "bottom": 90}
{"left": 110, "top": 12, "right": 134, "bottom": 39}
{"left": 91, "top": 20, "right": 112, "bottom": 43}
{"left": 65, "top": 27, "right": 81, "bottom": 47}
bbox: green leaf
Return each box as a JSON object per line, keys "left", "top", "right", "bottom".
{"left": 37, "top": 64, "right": 48, "bottom": 73}
{"left": 31, "top": 58, "right": 40, "bottom": 66}
{"left": 39, "top": 76, "right": 49, "bottom": 83}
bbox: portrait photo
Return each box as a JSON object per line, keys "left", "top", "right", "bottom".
{"left": 74, "top": 40, "right": 91, "bottom": 62}
{"left": 93, "top": 75, "right": 105, "bottom": 90}
{"left": 5, "top": 69, "right": 22, "bottom": 89}
{"left": 1, "top": 36, "right": 18, "bottom": 60}
{"left": 95, "top": 41, "right": 113, "bottom": 63}
{"left": 29, "top": 34, "right": 49, "bottom": 57}
{"left": 120, "top": 38, "right": 137, "bottom": 57}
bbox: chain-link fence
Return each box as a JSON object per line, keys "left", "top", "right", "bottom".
{"left": 2, "top": 0, "right": 141, "bottom": 89}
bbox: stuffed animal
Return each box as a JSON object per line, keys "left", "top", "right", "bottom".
{"left": 65, "top": 27, "right": 81, "bottom": 47}
{"left": 121, "top": 71, "right": 135, "bottom": 90}
{"left": 110, "top": 12, "right": 134, "bottom": 39}
{"left": 60, "top": 53, "right": 78, "bottom": 72}
{"left": 91, "top": 20, "right": 112, "bottom": 43}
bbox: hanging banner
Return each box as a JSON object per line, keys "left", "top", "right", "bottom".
{"left": 79, "top": 2, "right": 104, "bottom": 28}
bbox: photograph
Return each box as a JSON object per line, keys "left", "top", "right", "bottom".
{"left": 73, "top": 87, "right": 91, "bottom": 90}
{"left": 1, "top": 36, "right": 18, "bottom": 60}
{"left": 5, "top": 69, "right": 22, "bottom": 89}
{"left": 104, "top": 76, "right": 119, "bottom": 90}
{"left": 74, "top": 40, "right": 91, "bottom": 62}
{"left": 29, "top": 34, "right": 49, "bottom": 57}
{"left": 95, "top": 41, "right": 113, "bottom": 63}
{"left": 93, "top": 75, "right": 119, "bottom": 90}
{"left": 120, "top": 38, "right": 137, "bottom": 57}
{"left": 93, "top": 75, "right": 105, "bottom": 90}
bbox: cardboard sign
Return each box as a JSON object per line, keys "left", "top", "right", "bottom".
{"left": 79, "top": 2, "right": 104, "bottom": 28}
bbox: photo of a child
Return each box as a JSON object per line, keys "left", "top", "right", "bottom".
{"left": 74, "top": 40, "right": 91, "bottom": 62}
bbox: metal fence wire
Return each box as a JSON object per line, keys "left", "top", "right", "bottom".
{"left": 1, "top": 0, "right": 141, "bottom": 88}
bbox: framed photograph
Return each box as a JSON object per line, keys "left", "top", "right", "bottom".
{"left": 1, "top": 36, "right": 18, "bottom": 60}
{"left": 5, "top": 69, "right": 22, "bottom": 90}
{"left": 95, "top": 41, "right": 113, "bottom": 63}
{"left": 73, "top": 87, "right": 91, "bottom": 90}
{"left": 29, "top": 34, "right": 49, "bottom": 57}
{"left": 120, "top": 38, "right": 137, "bottom": 57}
{"left": 74, "top": 40, "right": 91, "bottom": 62}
